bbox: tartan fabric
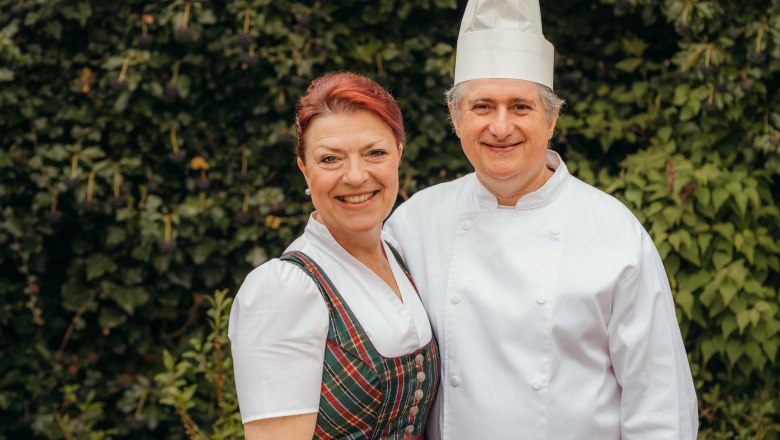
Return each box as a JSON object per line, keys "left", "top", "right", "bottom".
{"left": 281, "top": 246, "right": 440, "bottom": 440}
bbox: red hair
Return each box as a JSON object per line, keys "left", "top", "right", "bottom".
{"left": 294, "top": 72, "right": 405, "bottom": 160}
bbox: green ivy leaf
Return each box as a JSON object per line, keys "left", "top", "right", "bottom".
{"left": 763, "top": 340, "right": 778, "bottom": 363}
{"left": 86, "top": 254, "right": 118, "bottom": 281}
{"left": 736, "top": 309, "right": 751, "bottom": 334}
{"left": 675, "top": 290, "right": 694, "bottom": 318}
{"left": 701, "top": 338, "right": 721, "bottom": 365}
{"left": 0, "top": 68, "right": 14, "bottom": 82}
{"left": 721, "top": 314, "right": 737, "bottom": 338}
{"left": 98, "top": 306, "right": 127, "bottom": 329}
{"left": 720, "top": 281, "right": 738, "bottom": 306}
{"left": 103, "top": 283, "right": 150, "bottom": 315}
{"left": 712, "top": 188, "right": 729, "bottom": 213}
{"left": 744, "top": 342, "right": 765, "bottom": 371}
{"left": 725, "top": 340, "right": 744, "bottom": 367}
{"left": 615, "top": 58, "right": 643, "bottom": 72}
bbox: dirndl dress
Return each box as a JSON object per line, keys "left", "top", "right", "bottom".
{"left": 281, "top": 246, "right": 440, "bottom": 440}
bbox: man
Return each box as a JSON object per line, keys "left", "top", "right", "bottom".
{"left": 384, "top": 0, "right": 699, "bottom": 438}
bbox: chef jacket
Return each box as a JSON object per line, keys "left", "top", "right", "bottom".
{"left": 229, "top": 214, "right": 432, "bottom": 424}
{"left": 384, "top": 150, "right": 698, "bottom": 439}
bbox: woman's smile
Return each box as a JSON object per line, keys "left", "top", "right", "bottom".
{"left": 335, "top": 190, "right": 380, "bottom": 205}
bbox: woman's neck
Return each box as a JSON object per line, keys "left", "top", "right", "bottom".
{"left": 326, "top": 224, "right": 385, "bottom": 265}
{"left": 319, "top": 218, "right": 401, "bottom": 301}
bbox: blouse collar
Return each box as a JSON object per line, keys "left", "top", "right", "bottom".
{"left": 303, "top": 213, "right": 391, "bottom": 265}
{"left": 304, "top": 213, "right": 346, "bottom": 255}
{"left": 473, "top": 150, "right": 569, "bottom": 210}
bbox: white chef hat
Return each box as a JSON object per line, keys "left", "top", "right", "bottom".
{"left": 454, "top": 0, "right": 554, "bottom": 89}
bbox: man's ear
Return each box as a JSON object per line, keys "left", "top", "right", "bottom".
{"left": 547, "top": 108, "right": 559, "bottom": 138}
{"left": 448, "top": 102, "right": 461, "bottom": 138}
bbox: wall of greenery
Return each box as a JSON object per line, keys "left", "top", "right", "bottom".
{"left": 0, "top": 0, "right": 778, "bottom": 438}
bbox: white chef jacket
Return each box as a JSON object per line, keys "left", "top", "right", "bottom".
{"left": 384, "top": 150, "right": 698, "bottom": 440}
{"left": 229, "top": 214, "right": 432, "bottom": 424}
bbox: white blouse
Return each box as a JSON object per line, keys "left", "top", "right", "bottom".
{"left": 228, "top": 214, "right": 433, "bottom": 424}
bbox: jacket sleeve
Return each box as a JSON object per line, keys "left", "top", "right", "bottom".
{"left": 228, "top": 259, "right": 329, "bottom": 424}
{"left": 383, "top": 203, "right": 410, "bottom": 261}
{"left": 607, "top": 231, "right": 699, "bottom": 439}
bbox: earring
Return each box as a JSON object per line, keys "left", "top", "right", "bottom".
{"left": 304, "top": 188, "right": 311, "bottom": 196}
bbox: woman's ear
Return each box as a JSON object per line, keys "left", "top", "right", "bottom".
{"left": 296, "top": 157, "right": 309, "bottom": 185}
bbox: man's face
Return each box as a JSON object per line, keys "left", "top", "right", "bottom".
{"left": 449, "top": 78, "right": 557, "bottom": 195}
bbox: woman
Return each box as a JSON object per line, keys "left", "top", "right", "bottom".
{"left": 229, "top": 72, "right": 439, "bottom": 440}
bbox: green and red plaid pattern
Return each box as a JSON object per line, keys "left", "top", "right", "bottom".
{"left": 281, "top": 246, "right": 439, "bottom": 440}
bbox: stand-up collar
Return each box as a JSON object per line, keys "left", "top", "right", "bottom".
{"left": 473, "top": 150, "right": 569, "bottom": 210}
{"left": 304, "top": 213, "right": 348, "bottom": 256}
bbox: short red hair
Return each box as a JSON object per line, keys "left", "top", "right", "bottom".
{"left": 294, "top": 72, "right": 405, "bottom": 160}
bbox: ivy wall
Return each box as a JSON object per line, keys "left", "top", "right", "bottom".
{"left": 0, "top": 0, "right": 778, "bottom": 438}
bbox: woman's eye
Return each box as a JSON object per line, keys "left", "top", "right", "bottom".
{"left": 368, "top": 149, "right": 388, "bottom": 157}
{"left": 319, "top": 155, "right": 338, "bottom": 164}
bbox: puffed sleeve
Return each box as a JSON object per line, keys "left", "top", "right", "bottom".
{"left": 608, "top": 231, "right": 699, "bottom": 439}
{"left": 228, "top": 259, "right": 329, "bottom": 424}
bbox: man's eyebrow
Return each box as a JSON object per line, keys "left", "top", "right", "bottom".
{"left": 466, "top": 97, "right": 496, "bottom": 106}
{"left": 466, "top": 97, "right": 535, "bottom": 106}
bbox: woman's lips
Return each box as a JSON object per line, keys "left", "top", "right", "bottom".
{"left": 336, "top": 190, "right": 379, "bottom": 204}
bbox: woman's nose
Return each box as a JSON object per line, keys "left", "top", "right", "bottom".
{"left": 343, "top": 159, "right": 369, "bottom": 185}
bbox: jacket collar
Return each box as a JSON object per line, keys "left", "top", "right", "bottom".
{"left": 472, "top": 150, "right": 568, "bottom": 210}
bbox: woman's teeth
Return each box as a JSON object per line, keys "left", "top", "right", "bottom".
{"left": 337, "top": 191, "right": 377, "bottom": 204}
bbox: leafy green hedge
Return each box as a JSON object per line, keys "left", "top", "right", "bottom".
{"left": 0, "top": 0, "right": 778, "bottom": 438}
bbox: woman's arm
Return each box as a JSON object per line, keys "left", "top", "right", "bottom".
{"left": 228, "top": 261, "right": 329, "bottom": 433}
{"left": 244, "top": 413, "right": 317, "bottom": 440}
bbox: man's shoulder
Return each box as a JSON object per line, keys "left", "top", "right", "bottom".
{"left": 567, "top": 175, "right": 646, "bottom": 234}
{"left": 395, "top": 173, "right": 473, "bottom": 214}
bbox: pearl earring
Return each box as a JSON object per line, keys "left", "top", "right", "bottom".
{"left": 304, "top": 188, "right": 311, "bottom": 196}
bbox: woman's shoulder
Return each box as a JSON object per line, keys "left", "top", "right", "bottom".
{"left": 234, "top": 258, "right": 322, "bottom": 308}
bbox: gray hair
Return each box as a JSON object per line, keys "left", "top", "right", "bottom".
{"left": 445, "top": 81, "right": 565, "bottom": 125}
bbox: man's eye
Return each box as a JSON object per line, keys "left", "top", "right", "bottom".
{"left": 473, "top": 104, "right": 490, "bottom": 110}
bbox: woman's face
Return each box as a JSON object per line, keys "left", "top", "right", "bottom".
{"left": 297, "top": 110, "right": 402, "bottom": 239}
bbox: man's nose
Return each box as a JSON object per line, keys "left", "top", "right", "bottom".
{"left": 488, "top": 109, "right": 513, "bottom": 139}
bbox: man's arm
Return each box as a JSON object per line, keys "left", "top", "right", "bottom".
{"left": 608, "top": 231, "right": 699, "bottom": 439}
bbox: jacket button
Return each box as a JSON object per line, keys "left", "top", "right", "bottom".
{"left": 415, "top": 354, "right": 424, "bottom": 365}
{"left": 414, "top": 389, "right": 424, "bottom": 400}
{"left": 417, "top": 372, "right": 426, "bottom": 382}
{"left": 535, "top": 296, "right": 547, "bottom": 305}
{"left": 449, "top": 375, "right": 461, "bottom": 387}
{"left": 450, "top": 294, "right": 462, "bottom": 304}
{"left": 405, "top": 425, "right": 415, "bottom": 434}
{"left": 409, "top": 405, "right": 419, "bottom": 416}
{"left": 550, "top": 227, "right": 561, "bottom": 236}
{"left": 532, "top": 379, "right": 543, "bottom": 390}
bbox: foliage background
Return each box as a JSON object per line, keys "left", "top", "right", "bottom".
{"left": 1, "top": 0, "right": 778, "bottom": 438}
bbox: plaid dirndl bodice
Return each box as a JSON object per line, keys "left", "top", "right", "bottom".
{"left": 280, "top": 246, "right": 440, "bottom": 440}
